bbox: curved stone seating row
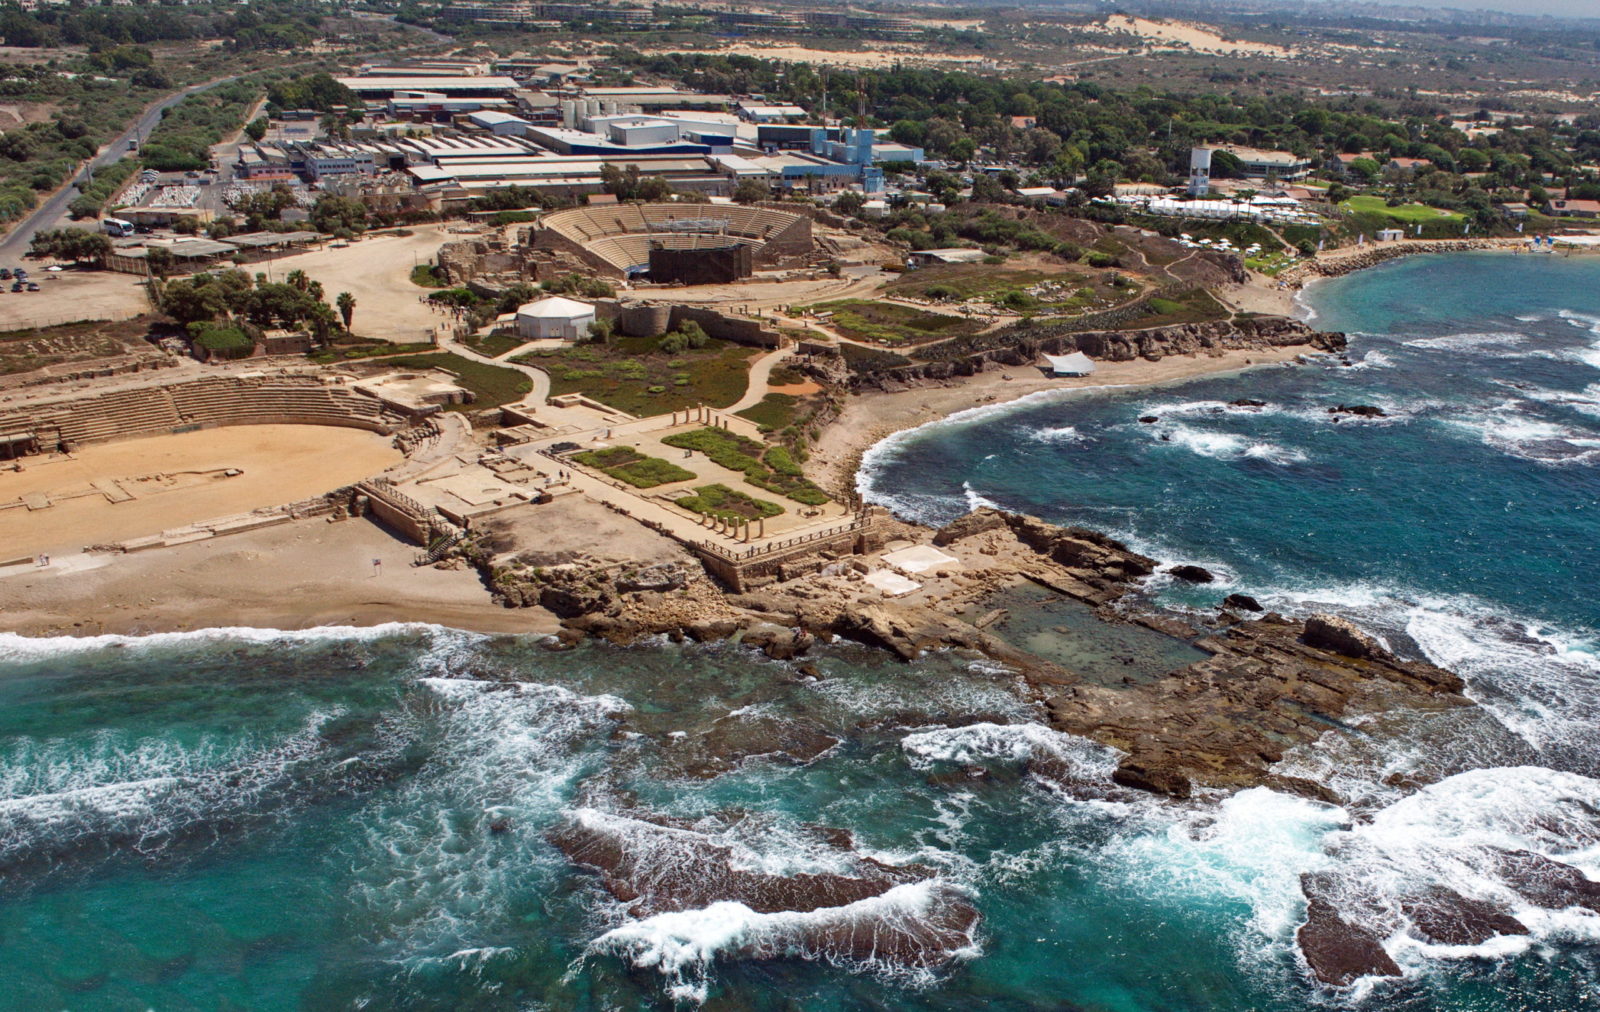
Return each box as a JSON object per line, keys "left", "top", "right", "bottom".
{"left": 0, "top": 376, "right": 403, "bottom": 450}
{"left": 539, "top": 203, "right": 808, "bottom": 271}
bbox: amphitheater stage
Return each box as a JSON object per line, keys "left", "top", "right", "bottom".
{"left": 0, "top": 425, "right": 401, "bottom": 558}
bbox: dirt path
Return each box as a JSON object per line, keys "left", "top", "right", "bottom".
{"left": 727, "top": 345, "right": 796, "bottom": 413}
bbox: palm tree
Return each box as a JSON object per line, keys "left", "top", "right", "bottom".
{"left": 335, "top": 291, "right": 355, "bottom": 330}
{"left": 285, "top": 268, "right": 309, "bottom": 291}
{"left": 307, "top": 302, "right": 338, "bottom": 345}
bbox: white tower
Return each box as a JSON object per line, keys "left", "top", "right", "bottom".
{"left": 1188, "top": 147, "right": 1213, "bottom": 197}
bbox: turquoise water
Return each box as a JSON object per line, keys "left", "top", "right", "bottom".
{"left": 5, "top": 253, "right": 1600, "bottom": 1009}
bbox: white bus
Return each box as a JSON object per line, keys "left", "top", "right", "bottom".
{"left": 101, "top": 217, "right": 135, "bottom": 237}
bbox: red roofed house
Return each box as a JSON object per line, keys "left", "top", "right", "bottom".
{"left": 1547, "top": 197, "right": 1600, "bottom": 219}
{"left": 1385, "top": 157, "right": 1433, "bottom": 174}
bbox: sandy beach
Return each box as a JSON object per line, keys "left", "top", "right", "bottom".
{"left": 0, "top": 513, "right": 559, "bottom": 639}
{"left": 809, "top": 344, "right": 1309, "bottom": 498}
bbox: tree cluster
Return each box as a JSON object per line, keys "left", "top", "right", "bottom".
{"left": 29, "top": 228, "right": 111, "bottom": 264}
{"left": 265, "top": 73, "right": 358, "bottom": 114}
{"left": 156, "top": 267, "right": 346, "bottom": 343}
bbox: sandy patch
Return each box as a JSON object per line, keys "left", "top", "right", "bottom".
{"left": 253, "top": 226, "right": 457, "bottom": 343}
{"left": 1102, "top": 15, "right": 1295, "bottom": 58}
{"left": 0, "top": 270, "right": 151, "bottom": 330}
{"left": 0, "top": 514, "right": 547, "bottom": 638}
{"left": 766, "top": 380, "right": 821, "bottom": 396}
{"left": 0, "top": 425, "right": 402, "bottom": 556}
{"left": 643, "top": 43, "right": 990, "bottom": 69}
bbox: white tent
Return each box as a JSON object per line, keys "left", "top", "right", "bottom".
{"left": 515, "top": 296, "right": 595, "bottom": 341}
{"left": 1044, "top": 352, "right": 1096, "bottom": 376}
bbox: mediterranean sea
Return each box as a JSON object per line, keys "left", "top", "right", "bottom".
{"left": 3, "top": 252, "right": 1599, "bottom": 1009}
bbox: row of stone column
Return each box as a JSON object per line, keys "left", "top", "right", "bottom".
{"left": 701, "top": 513, "right": 766, "bottom": 542}
{"left": 669, "top": 406, "right": 730, "bottom": 430}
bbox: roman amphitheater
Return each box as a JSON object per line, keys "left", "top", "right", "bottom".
{"left": 532, "top": 203, "right": 817, "bottom": 282}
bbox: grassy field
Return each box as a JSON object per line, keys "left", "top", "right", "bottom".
{"left": 309, "top": 340, "right": 437, "bottom": 364}
{"left": 736, "top": 392, "right": 801, "bottom": 432}
{"left": 884, "top": 266, "right": 1060, "bottom": 300}
{"left": 808, "top": 299, "right": 984, "bottom": 345}
{"left": 1122, "top": 288, "right": 1231, "bottom": 329}
{"left": 572, "top": 446, "right": 695, "bottom": 488}
{"left": 464, "top": 330, "right": 525, "bottom": 358}
{"left": 1341, "top": 195, "right": 1465, "bottom": 225}
{"left": 662, "top": 427, "right": 829, "bottom": 506}
{"left": 676, "top": 484, "right": 783, "bottom": 523}
{"left": 517, "top": 335, "right": 752, "bottom": 415}
{"left": 374, "top": 352, "right": 531, "bottom": 410}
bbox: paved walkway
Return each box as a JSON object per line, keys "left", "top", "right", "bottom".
{"left": 440, "top": 333, "right": 551, "bottom": 405}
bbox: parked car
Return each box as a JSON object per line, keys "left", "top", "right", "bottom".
{"left": 10, "top": 282, "right": 22, "bottom": 292}
{"left": 0, "top": 269, "right": 11, "bottom": 280}
{"left": 26, "top": 283, "right": 39, "bottom": 292}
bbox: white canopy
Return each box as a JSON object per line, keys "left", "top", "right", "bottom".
{"left": 516, "top": 296, "right": 593, "bottom": 320}
{"left": 1044, "top": 352, "right": 1096, "bottom": 376}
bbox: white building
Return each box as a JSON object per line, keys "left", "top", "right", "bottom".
{"left": 515, "top": 296, "right": 595, "bottom": 340}
{"left": 468, "top": 110, "right": 533, "bottom": 136}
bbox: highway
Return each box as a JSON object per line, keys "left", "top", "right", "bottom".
{"left": 0, "top": 76, "right": 238, "bottom": 263}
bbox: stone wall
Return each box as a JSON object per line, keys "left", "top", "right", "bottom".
{"left": 605, "top": 302, "right": 780, "bottom": 348}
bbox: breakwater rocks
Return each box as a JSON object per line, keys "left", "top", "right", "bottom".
{"left": 1281, "top": 239, "right": 1514, "bottom": 286}
{"left": 846, "top": 316, "right": 1345, "bottom": 392}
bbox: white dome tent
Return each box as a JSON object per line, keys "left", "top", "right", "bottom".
{"left": 515, "top": 296, "right": 596, "bottom": 341}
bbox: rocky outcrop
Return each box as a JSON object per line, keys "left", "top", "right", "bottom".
{"left": 654, "top": 712, "right": 839, "bottom": 778}
{"left": 1045, "top": 611, "right": 1466, "bottom": 797}
{"left": 927, "top": 509, "right": 1470, "bottom": 798}
{"left": 1297, "top": 874, "right": 1402, "bottom": 986}
{"left": 848, "top": 315, "right": 1343, "bottom": 390}
{"left": 551, "top": 809, "right": 980, "bottom": 968}
{"left": 1328, "top": 404, "right": 1387, "bottom": 419}
{"left": 1302, "top": 614, "right": 1393, "bottom": 662}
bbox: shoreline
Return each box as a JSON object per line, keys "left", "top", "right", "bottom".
{"left": 809, "top": 344, "right": 1309, "bottom": 500}
{"left": 0, "top": 347, "right": 1311, "bottom": 643}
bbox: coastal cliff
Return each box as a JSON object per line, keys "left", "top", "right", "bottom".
{"left": 842, "top": 316, "right": 1344, "bottom": 392}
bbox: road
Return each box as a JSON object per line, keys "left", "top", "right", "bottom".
{"left": 0, "top": 76, "right": 240, "bottom": 263}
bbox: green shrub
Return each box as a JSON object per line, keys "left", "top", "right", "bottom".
{"left": 765, "top": 446, "right": 802, "bottom": 476}
{"left": 573, "top": 447, "right": 695, "bottom": 488}
{"left": 189, "top": 323, "right": 253, "bottom": 360}
{"left": 676, "top": 484, "right": 784, "bottom": 522}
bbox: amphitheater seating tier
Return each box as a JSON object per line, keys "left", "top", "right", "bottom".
{"left": 0, "top": 377, "right": 402, "bottom": 451}
{"left": 539, "top": 203, "right": 807, "bottom": 272}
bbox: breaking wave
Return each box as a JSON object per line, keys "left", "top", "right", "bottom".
{"left": 1154, "top": 423, "right": 1309, "bottom": 465}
